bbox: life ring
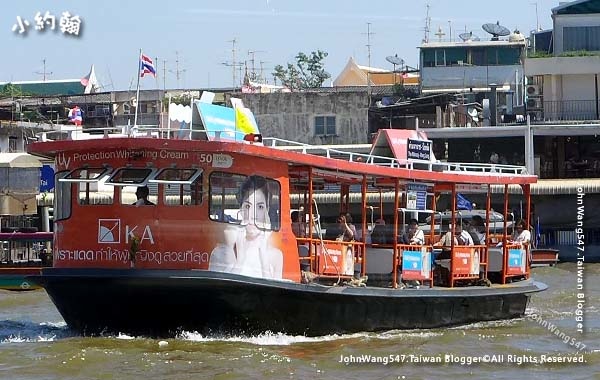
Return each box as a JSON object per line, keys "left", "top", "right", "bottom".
{"left": 20, "top": 281, "right": 31, "bottom": 290}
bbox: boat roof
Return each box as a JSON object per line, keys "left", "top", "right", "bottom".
{"left": 27, "top": 132, "right": 536, "bottom": 186}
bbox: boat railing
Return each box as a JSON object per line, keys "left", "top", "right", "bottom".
{"left": 35, "top": 126, "right": 528, "bottom": 176}
{"left": 264, "top": 137, "right": 528, "bottom": 175}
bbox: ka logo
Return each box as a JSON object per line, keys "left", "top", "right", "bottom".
{"left": 98, "top": 219, "right": 121, "bottom": 243}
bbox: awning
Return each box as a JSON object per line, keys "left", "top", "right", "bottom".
{"left": 36, "top": 179, "right": 599, "bottom": 208}
{"left": 0, "top": 153, "right": 42, "bottom": 168}
{"left": 491, "top": 179, "right": 600, "bottom": 195}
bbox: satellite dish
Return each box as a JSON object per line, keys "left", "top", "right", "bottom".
{"left": 386, "top": 54, "right": 404, "bottom": 66}
{"left": 482, "top": 21, "right": 510, "bottom": 40}
{"left": 459, "top": 31, "right": 480, "bottom": 42}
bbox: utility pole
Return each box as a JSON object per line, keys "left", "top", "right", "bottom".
{"left": 363, "top": 22, "right": 375, "bottom": 102}
{"left": 162, "top": 59, "right": 167, "bottom": 91}
{"left": 35, "top": 58, "right": 53, "bottom": 81}
{"left": 532, "top": 2, "right": 540, "bottom": 31}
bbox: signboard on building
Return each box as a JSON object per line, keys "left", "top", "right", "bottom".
{"left": 407, "top": 138, "right": 432, "bottom": 161}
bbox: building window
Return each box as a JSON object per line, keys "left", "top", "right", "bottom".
{"left": 8, "top": 136, "right": 18, "bottom": 153}
{"left": 564, "top": 26, "right": 600, "bottom": 51}
{"left": 315, "top": 116, "right": 336, "bottom": 136}
{"left": 435, "top": 50, "right": 446, "bottom": 66}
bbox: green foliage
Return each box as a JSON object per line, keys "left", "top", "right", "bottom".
{"left": 166, "top": 94, "right": 193, "bottom": 106}
{"left": 527, "top": 51, "right": 552, "bottom": 58}
{"left": 528, "top": 50, "right": 600, "bottom": 58}
{"left": 272, "top": 50, "right": 331, "bottom": 90}
{"left": 558, "top": 50, "right": 599, "bottom": 57}
{"left": 0, "top": 83, "right": 27, "bottom": 98}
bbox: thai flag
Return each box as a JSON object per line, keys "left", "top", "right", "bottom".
{"left": 140, "top": 54, "right": 156, "bottom": 78}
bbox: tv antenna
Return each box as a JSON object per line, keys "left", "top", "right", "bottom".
{"left": 482, "top": 21, "right": 510, "bottom": 41}
{"left": 247, "top": 50, "right": 266, "bottom": 81}
{"left": 422, "top": 3, "right": 431, "bottom": 43}
{"left": 459, "top": 31, "right": 480, "bottom": 42}
{"left": 35, "top": 58, "right": 53, "bottom": 81}
{"left": 169, "top": 51, "right": 187, "bottom": 88}
{"left": 222, "top": 38, "right": 243, "bottom": 89}
{"left": 434, "top": 26, "right": 445, "bottom": 41}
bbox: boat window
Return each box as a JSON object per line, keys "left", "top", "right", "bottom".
{"left": 149, "top": 168, "right": 202, "bottom": 184}
{"left": 54, "top": 171, "right": 72, "bottom": 221}
{"left": 209, "top": 171, "right": 280, "bottom": 231}
{"left": 163, "top": 176, "right": 203, "bottom": 206}
{"left": 106, "top": 168, "right": 155, "bottom": 186}
{"left": 61, "top": 167, "right": 111, "bottom": 183}
{"left": 57, "top": 167, "right": 113, "bottom": 206}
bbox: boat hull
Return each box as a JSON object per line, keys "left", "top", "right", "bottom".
{"left": 0, "top": 268, "right": 42, "bottom": 291}
{"left": 32, "top": 268, "right": 546, "bottom": 337}
{"left": 531, "top": 249, "right": 560, "bottom": 267}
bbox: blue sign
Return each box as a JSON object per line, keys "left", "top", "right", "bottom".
{"left": 407, "top": 138, "right": 432, "bottom": 161}
{"left": 508, "top": 248, "right": 524, "bottom": 269}
{"left": 195, "top": 102, "right": 238, "bottom": 141}
{"left": 402, "top": 250, "right": 424, "bottom": 271}
{"left": 406, "top": 183, "right": 427, "bottom": 210}
{"left": 40, "top": 164, "right": 55, "bottom": 192}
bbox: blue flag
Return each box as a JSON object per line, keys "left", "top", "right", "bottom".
{"left": 456, "top": 193, "right": 473, "bottom": 210}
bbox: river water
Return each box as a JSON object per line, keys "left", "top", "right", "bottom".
{"left": 1, "top": 263, "right": 598, "bottom": 380}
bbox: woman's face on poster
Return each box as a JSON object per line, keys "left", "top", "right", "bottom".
{"left": 241, "top": 187, "right": 269, "bottom": 235}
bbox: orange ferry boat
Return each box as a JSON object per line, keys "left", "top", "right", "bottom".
{"left": 27, "top": 111, "right": 546, "bottom": 337}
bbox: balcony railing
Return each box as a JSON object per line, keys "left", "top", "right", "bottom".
{"left": 531, "top": 100, "right": 600, "bottom": 122}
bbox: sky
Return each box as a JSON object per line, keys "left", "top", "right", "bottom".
{"left": 2, "top": 0, "right": 560, "bottom": 91}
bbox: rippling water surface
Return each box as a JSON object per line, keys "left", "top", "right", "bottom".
{"left": 1, "top": 263, "right": 598, "bottom": 380}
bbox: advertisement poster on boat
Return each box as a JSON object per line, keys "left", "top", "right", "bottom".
{"left": 401, "top": 248, "right": 431, "bottom": 280}
{"left": 452, "top": 246, "right": 480, "bottom": 275}
{"left": 507, "top": 248, "right": 527, "bottom": 275}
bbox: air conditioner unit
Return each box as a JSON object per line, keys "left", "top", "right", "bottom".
{"left": 526, "top": 97, "right": 543, "bottom": 109}
{"left": 526, "top": 84, "right": 540, "bottom": 96}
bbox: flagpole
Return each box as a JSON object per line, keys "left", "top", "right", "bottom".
{"left": 133, "top": 48, "right": 142, "bottom": 135}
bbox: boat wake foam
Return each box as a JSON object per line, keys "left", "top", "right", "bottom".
{"left": 177, "top": 329, "right": 444, "bottom": 346}
{"left": 0, "top": 320, "right": 70, "bottom": 343}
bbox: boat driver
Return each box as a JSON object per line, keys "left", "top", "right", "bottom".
{"left": 133, "top": 185, "right": 155, "bottom": 206}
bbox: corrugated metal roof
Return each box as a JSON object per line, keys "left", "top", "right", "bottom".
{"left": 0, "top": 80, "right": 86, "bottom": 96}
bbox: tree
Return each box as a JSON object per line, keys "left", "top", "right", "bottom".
{"left": 272, "top": 50, "right": 331, "bottom": 90}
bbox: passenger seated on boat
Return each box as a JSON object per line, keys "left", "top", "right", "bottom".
{"left": 510, "top": 219, "right": 531, "bottom": 247}
{"left": 401, "top": 219, "right": 424, "bottom": 245}
{"left": 133, "top": 185, "right": 155, "bottom": 206}
{"left": 433, "top": 224, "right": 473, "bottom": 259}
{"left": 467, "top": 215, "right": 486, "bottom": 245}
{"left": 336, "top": 213, "right": 356, "bottom": 242}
